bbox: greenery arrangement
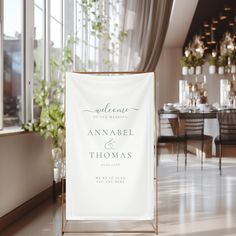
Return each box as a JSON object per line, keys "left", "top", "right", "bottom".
{"left": 180, "top": 55, "right": 191, "bottom": 68}
{"left": 217, "top": 55, "right": 227, "bottom": 67}
{"left": 22, "top": 36, "right": 74, "bottom": 151}
{"left": 208, "top": 54, "right": 217, "bottom": 66}
{"left": 229, "top": 53, "right": 236, "bottom": 65}
{"left": 180, "top": 54, "right": 205, "bottom": 68}
{"left": 193, "top": 57, "right": 204, "bottom": 67}
{"left": 180, "top": 35, "right": 205, "bottom": 69}
{"left": 23, "top": 80, "right": 65, "bottom": 148}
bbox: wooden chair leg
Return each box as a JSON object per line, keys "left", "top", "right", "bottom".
{"left": 53, "top": 180, "right": 56, "bottom": 202}
{"left": 219, "top": 144, "right": 222, "bottom": 176}
{"left": 201, "top": 139, "right": 204, "bottom": 171}
{"left": 184, "top": 140, "right": 187, "bottom": 170}
{"left": 156, "top": 144, "right": 159, "bottom": 167}
{"left": 177, "top": 142, "right": 179, "bottom": 172}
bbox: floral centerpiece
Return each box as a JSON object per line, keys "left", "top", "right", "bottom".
{"left": 180, "top": 48, "right": 192, "bottom": 75}
{"left": 218, "top": 32, "right": 235, "bottom": 74}
{"left": 180, "top": 35, "right": 205, "bottom": 75}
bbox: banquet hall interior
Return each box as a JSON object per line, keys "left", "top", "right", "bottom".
{"left": 1, "top": 0, "right": 236, "bottom": 235}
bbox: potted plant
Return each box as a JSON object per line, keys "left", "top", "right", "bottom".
{"left": 187, "top": 54, "right": 195, "bottom": 75}
{"left": 194, "top": 57, "right": 204, "bottom": 75}
{"left": 23, "top": 36, "right": 74, "bottom": 188}
{"left": 217, "top": 55, "right": 227, "bottom": 74}
{"left": 230, "top": 53, "right": 236, "bottom": 73}
{"left": 208, "top": 52, "right": 217, "bottom": 74}
{"left": 180, "top": 56, "right": 190, "bottom": 75}
{"left": 190, "top": 35, "right": 205, "bottom": 75}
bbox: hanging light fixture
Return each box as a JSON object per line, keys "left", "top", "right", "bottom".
{"left": 200, "top": 34, "right": 206, "bottom": 40}
{"left": 204, "top": 27, "right": 210, "bottom": 36}
{"left": 229, "top": 20, "right": 234, "bottom": 27}
{"left": 205, "top": 34, "right": 211, "bottom": 45}
{"left": 211, "top": 30, "right": 216, "bottom": 44}
{"left": 199, "top": 29, "right": 206, "bottom": 40}
{"left": 184, "top": 3, "right": 236, "bottom": 60}
{"left": 211, "top": 23, "right": 217, "bottom": 31}
{"left": 203, "top": 21, "right": 210, "bottom": 27}
{"left": 207, "top": 40, "right": 212, "bottom": 45}
{"left": 219, "top": 11, "right": 227, "bottom": 20}
{"left": 224, "top": 4, "right": 231, "bottom": 11}
{"left": 212, "top": 17, "right": 218, "bottom": 24}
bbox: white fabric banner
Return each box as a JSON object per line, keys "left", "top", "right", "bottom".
{"left": 66, "top": 72, "right": 155, "bottom": 220}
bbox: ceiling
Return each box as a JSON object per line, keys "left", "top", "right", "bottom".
{"left": 164, "top": 0, "right": 198, "bottom": 47}
{"left": 164, "top": 0, "right": 236, "bottom": 53}
{"left": 184, "top": 0, "right": 236, "bottom": 53}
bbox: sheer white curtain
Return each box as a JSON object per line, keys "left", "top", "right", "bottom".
{"left": 74, "top": 0, "right": 125, "bottom": 72}
{"left": 120, "top": 0, "right": 173, "bottom": 72}
{"left": 72, "top": 0, "right": 173, "bottom": 72}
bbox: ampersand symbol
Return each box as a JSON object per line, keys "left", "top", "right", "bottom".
{"left": 104, "top": 139, "right": 116, "bottom": 150}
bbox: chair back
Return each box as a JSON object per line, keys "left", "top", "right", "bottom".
{"left": 179, "top": 113, "right": 204, "bottom": 136}
{"left": 218, "top": 109, "right": 236, "bottom": 140}
{"left": 158, "top": 112, "right": 179, "bottom": 137}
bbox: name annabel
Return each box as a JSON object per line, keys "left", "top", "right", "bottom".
{"left": 88, "top": 129, "right": 134, "bottom": 136}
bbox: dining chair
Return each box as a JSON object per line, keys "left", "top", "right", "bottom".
{"left": 178, "top": 112, "right": 207, "bottom": 170}
{"left": 214, "top": 109, "right": 236, "bottom": 175}
{"left": 157, "top": 111, "right": 183, "bottom": 169}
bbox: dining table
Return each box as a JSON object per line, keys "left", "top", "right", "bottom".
{"left": 159, "top": 105, "right": 220, "bottom": 156}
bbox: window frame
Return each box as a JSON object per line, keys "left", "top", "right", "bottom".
{"left": 0, "top": 0, "right": 54, "bottom": 131}
{"left": 24, "top": 0, "right": 35, "bottom": 123}
{"left": 0, "top": 0, "right": 28, "bottom": 130}
{"left": 0, "top": 0, "right": 69, "bottom": 132}
{"left": 0, "top": 0, "right": 3, "bottom": 130}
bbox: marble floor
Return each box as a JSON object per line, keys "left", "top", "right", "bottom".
{"left": 1, "top": 153, "right": 236, "bottom": 236}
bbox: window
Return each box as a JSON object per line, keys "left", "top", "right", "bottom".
{"left": 74, "top": 0, "right": 125, "bottom": 72}
{"left": 50, "top": 0, "right": 63, "bottom": 81}
{"left": 0, "top": 0, "right": 62, "bottom": 130}
{"left": 2, "top": 0, "right": 23, "bottom": 127}
{"left": 34, "top": 0, "right": 44, "bottom": 82}
{"left": 33, "top": 0, "right": 44, "bottom": 119}
{"left": 0, "top": 0, "right": 126, "bottom": 131}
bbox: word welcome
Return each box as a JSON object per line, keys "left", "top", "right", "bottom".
{"left": 83, "top": 103, "right": 139, "bottom": 114}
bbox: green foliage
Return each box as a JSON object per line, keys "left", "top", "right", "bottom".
{"left": 118, "top": 31, "right": 128, "bottom": 42}
{"left": 208, "top": 54, "right": 217, "bottom": 66}
{"left": 80, "top": 0, "right": 128, "bottom": 69}
{"left": 180, "top": 56, "right": 191, "bottom": 67}
{"left": 182, "top": 35, "right": 205, "bottom": 68}
{"left": 229, "top": 53, "right": 236, "bottom": 65}
{"left": 217, "top": 55, "right": 227, "bottom": 67}
{"left": 23, "top": 80, "right": 65, "bottom": 148}
{"left": 22, "top": 37, "right": 74, "bottom": 149}
{"left": 92, "top": 21, "right": 104, "bottom": 33}
{"left": 193, "top": 57, "right": 204, "bottom": 66}
{"left": 180, "top": 55, "right": 204, "bottom": 68}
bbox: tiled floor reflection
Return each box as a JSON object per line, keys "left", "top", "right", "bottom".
{"left": 1, "top": 154, "right": 236, "bottom": 236}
